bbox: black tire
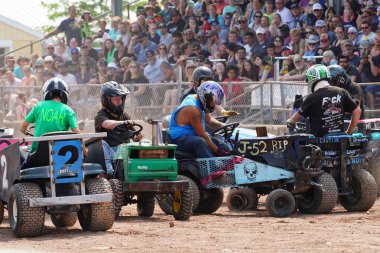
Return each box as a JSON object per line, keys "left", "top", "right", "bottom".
{"left": 110, "top": 179, "right": 124, "bottom": 218}
{"left": 339, "top": 168, "right": 378, "bottom": 212}
{"left": 298, "top": 172, "right": 338, "bottom": 214}
{"left": 194, "top": 188, "right": 224, "bottom": 214}
{"left": 157, "top": 176, "right": 200, "bottom": 215}
{"left": 51, "top": 213, "right": 77, "bottom": 227}
{"left": 0, "top": 200, "right": 4, "bottom": 225}
{"left": 226, "top": 188, "right": 258, "bottom": 211}
{"left": 8, "top": 183, "right": 45, "bottom": 237}
{"left": 77, "top": 178, "right": 114, "bottom": 231}
{"left": 172, "top": 175, "right": 193, "bottom": 220}
{"left": 265, "top": 189, "right": 295, "bottom": 217}
{"left": 137, "top": 193, "right": 155, "bottom": 217}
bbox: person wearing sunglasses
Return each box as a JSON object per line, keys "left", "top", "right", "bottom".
{"left": 347, "top": 27, "right": 360, "bottom": 48}
{"left": 237, "top": 15, "right": 255, "bottom": 38}
{"left": 358, "top": 21, "right": 375, "bottom": 47}
{"left": 288, "top": 3, "right": 307, "bottom": 30}
{"left": 315, "top": 33, "right": 340, "bottom": 64}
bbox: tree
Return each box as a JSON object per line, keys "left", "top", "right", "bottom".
{"left": 41, "top": 0, "right": 110, "bottom": 33}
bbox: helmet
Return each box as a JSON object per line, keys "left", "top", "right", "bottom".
{"left": 100, "top": 81, "right": 130, "bottom": 116}
{"left": 42, "top": 77, "right": 69, "bottom": 104}
{"left": 327, "top": 65, "right": 348, "bottom": 88}
{"left": 305, "top": 64, "right": 331, "bottom": 92}
{"left": 197, "top": 81, "right": 224, "bottom": 113}
{"left": 192, "top": 66, "right": 214, "bottom": 89}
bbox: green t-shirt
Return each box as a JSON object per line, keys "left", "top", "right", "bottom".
{"left": 25, "top": 100, "right": 78, "bottom": 152}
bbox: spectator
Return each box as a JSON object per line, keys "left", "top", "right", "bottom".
{"left": 34, "top": 66, "right": 45, "bottom": 87}
{"left": 115, "top": 21, "right": 131, "bottom": 48}
{"left": 274, "top": 0, "right": 292, "bottom": 24}
{"left": 168, "top": 43, "right": 182, "bottom": 65}
{"left": 68, "top": 37, "right": 80, "bottom": 60}
{"left": 101, "top": 38, "right": 116, "bottom": 64}
{"left": 197, "top": 31, "right": 209, "bottom": 51}
{"left": 190, "top": 43, "right": 211, "bottom": 59}
{"left": 144, "top": 50, "right": 174, "bottom": 105}
{"left": 4, "top": 55, "right": 15, "bottom": 71}
{"left": 55, "top": 38, "right": 70, "bottom": 62}
{"left": 309, "top": 3, "right": 324, "bottom": 26}
{"left": 371, "top": 34, "right": 380, "bottom": 57}
{"left": 342, "top": 7, "right": 356, "bottom": 31}
{"left": 246, "top": 0, "right": 264, "bottom": 26}
{"left": 5, "top": 70, "right": 21, "bottom": 87}
{"left": 75, "top": 62, "right": 92, "bottom": 84}
{"left": 223, "top": 64, "right": 244, "bottom": 104}
{"left": 260, "top": 16, "right": 271, "bottom": 40}
{"left": 322, "top": 50, "right": 335, "bottom": 66}
{"left": 315, "top": 20, "right": 336, "bottom": 43}
{"left": 113, "top": 40, "right": 129, "bottom": 67}
{"left": 243, "top": 31, "right": 255, "bottom": 59}
{"left": 148, "top": 23, "right": 160, "bottom": 45}
{"left": 332, "top": 26, "right": 345, "bottom": 49}
{"left": 92, "top": 19, "right": 109, "bottom": 41}
{"left": 214, "top": 62, "right": 227, "bottom": 82}
{"left": 13, "top": 56, "right": 30, "bottom": 79}
{"left": 237, "top": 15, "right": 256, "bottom": 38}
{"left": 44, "top": 5, "right": 82, "bottom": 46}
{"left": 210, "top": 19, "right": 229, "bottom": 42}
{"left": 106, "top": 63, "right": 123, "bottom": 83}
{"left": 56, "top": 63, "right": 77, "bottom": 86}
{"left": 223, "top": 0, "right": 243, "bottom": 16}
{"left": 79, "top": 45, "right": 97, "bottom": 72}
{"left": 304, "top": 34, "right": 319, "bottom": 57}
{"left": 128, "top": 32, "right": 158, "bottom": 66}
{"left": 273, "top": 36, "right": 284, "bottom": 55}
{"left": 43, "top": 43, "right": 63, "bottom": 62}
{"left": 157, "top": 44, "right": 169, "bottom": 62}
{"left": 269, "top": 13, "right": 282, "bottom": 37}
{"left": 241, "top": 59, "right": 258, "bottom": 81}
{"left": 183, "top": 29, "right": 197, "bottom": 44}
{"left": 66, "top": 48, "right": 81, "bottom": 75}
{"left": 159, "top": 23, "right": 173, "bottom": 46}
{"left": 341, "top": 40, "right": 361, "bottom": 67}
{"left": 289, "top": 28, "right": 305, "bottom": 55}
{"left": 280, "top": 54, "right": 307, "bottom": 81}
{"left": 52, "top": 57, "right": 63, "bottom": 76}
{"left": 167, "top": 10, "right": 186, "bottom": 33}
{"left": 358, "top": 21, "right": 376, "bottom": 46}
{"left": 185, "top": 16, "right": 200, "bottom": 35}
{"left": 288, "top": 3, "right": 307, "bottom": 29}
{"left": 15, "top": 92, "right": 31, "bottom": 121}
{"left": 21, "top": 65, "right": 37, "bottom": 88}
{"left": 124, "top": 60, "right": 149, "bottom": 108}
{"left": 252, "top": 28, "right": 267, "bottom": 58}
{"left": 315, "top": 33, "right": 340, "bottom": 62}
{"left": 160, "top": 0, "right": 175, "bottom": 23}
{"left": 254, "top": 55, "right": 272, "bottom": 83}
{"left": 108, "top": 16, "right": 121, "bottom": 41}
{"left": 228, "top": 30, "right": 243, "bottom": 46}
{"left": 263, "top": 1, "right": 274, "bottom": 24}
{"left": 339, "top": 55, "right": 360, "bottom": 83}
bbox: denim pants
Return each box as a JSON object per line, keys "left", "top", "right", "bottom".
{"left": 171, "top": 136, "right": 230, "bottom": 158}
{"left": 102, "top": 140, "right": 118, "bottom": 174}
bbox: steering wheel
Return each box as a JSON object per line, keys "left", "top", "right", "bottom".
{"left": 211, "top": 122, "right": 240, "bottom": 140}
{"left": 113, "top": 123, "right": 143, "bottom": 142}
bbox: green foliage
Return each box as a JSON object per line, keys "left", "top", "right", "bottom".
{"left": 41, "top": 0, "right": 110, "bottom": 32}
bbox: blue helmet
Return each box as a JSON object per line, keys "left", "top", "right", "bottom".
{"left": 327, "top": 65, "right": 348, "bottom": 88}
{"left": 197, "top": 81, "right": 224, "bottom": 113}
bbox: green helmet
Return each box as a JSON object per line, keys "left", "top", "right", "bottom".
{"left": 305, "top": 64, "right": 331, "bottom": 92}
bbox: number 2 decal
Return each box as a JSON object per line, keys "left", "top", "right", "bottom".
{"left": 1, "top": 155, "right": 8, "bottom": 191}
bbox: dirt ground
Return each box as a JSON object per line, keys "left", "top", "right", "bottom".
{"left": 1, "top": 191, "right": 380, "bottom": 253}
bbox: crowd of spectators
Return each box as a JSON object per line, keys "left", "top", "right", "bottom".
{"left": 2, "top": 0, "right": 380, "bottom": 119}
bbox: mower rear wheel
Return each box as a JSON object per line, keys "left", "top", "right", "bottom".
{"left": 298, "top": 172, "right": 337, "bottom": 214}
{"left": 194, "top": 188, "right": 224, "bottom": 214}
{"left": 110, "top": 179, "right": 124, "bottom": 218}
{"left": 172, "top": 175, "right": 193, "bottom": 220}
{"left": 137, "top": 193, "right": 155, "bottom": 217}
{"left": 266, "top": 189, "right": 295, "bottom": 217}
{"left": 227, "top": 188, "right": 258, "bottom": 211}
{"left": 8, "top": 183, "right": 45, "bottom": 237}
{"left": 339, "top": 168, "right": 377, "bottom": 212}
{"left": 51, "top": 213, "right": 77, "bottom": 227}
{"left": 77, "top": 178, "right": 114, "bottom": 231}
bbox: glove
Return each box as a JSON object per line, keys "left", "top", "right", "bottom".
{"left": 124, "top": 120, "right": 135, "bottom": 125}
{"left": 215, "top": 148, "right": 230, "bottom": 157}
{"left": 221, "top": 110, "right": 239, "bottom": 117}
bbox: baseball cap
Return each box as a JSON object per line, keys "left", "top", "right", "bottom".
{"left": 344, "top": 39, "right": 353, "bottom": 46}
{"left": 256, "top": 28, "right": 265, "bottom": 34}
{"left": 35, "top": 58, "right": 44, "bottom": 66}
{"left": 197, "top": 31, "right": 209, "bottom": 37}
{"left": 146, "top": 50, "right": 155, "bottom": 56}
{"left": 107, "top": 62, "right": 118, "bottom": 70}
{"left": 70, "top": 48, "right": 79, "bottom": 55}
{"left": 293, "top": 54, "right": 302, "bottom": 62}
{"left": 312, "top": 3, "right": 323, "bottom": 10}
{"left": 315, "top": 20, "right": 325, "bottom": 27}
{"left": 44, "top": 55, "right": 54, "bottom": 62}
{"left": 306, "top": 35, "right": 320, "bottom": 44}
{"left": 282, "top": 45, "right": 292, "bottom": 51}
{"left": 290, "top": 3, "right": 300, "bottom": 9}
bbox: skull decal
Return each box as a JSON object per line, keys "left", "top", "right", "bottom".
{"left": 243, "top": 162, "right": 258, "bottom": 181}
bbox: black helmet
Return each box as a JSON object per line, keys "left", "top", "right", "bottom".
{"left": 327, "top": 65, "right": 348, "bottom": 88}
{"left": 192, "top": 66, "right": 214, "bottom": 89}
{"left": 100, "top": 81, "right": 130, "bottom": 116}
{"left": 42, "top": 77, "right": 69, "bottom": 104}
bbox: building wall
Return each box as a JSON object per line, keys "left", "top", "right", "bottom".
{"left": 0, "top": 22, "right": 43, "bottom": 60}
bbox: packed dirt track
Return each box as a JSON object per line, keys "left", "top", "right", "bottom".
{"left": 1, "top": 192, "right": 380, "bottom": 253}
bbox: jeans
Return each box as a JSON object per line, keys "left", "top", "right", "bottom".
{"left": 171, "top": 136, "right": 231, "bottom": 158}
{"left": 102, "top": 140, "right": 118, "bottom": 174}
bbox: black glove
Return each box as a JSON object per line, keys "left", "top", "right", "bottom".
{"left": 215, "top": 148, "right": 230, "bottom": 157}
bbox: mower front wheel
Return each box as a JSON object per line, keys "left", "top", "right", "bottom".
{"left": 265, "top": 189, "right": 295, "bottom": 217}
{"left": 227, "top": 188, "right": 258, "bottom": 211}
